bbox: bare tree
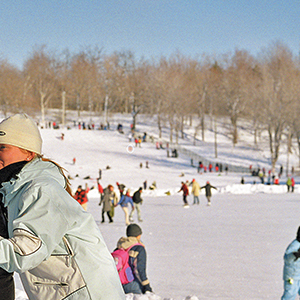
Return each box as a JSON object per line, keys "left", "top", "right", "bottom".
{"left": 259, "top": 43, "right": 297, "bottom": 169}
{"left": 23, "top": 46, "right": 59, "bottom": 126}
{"left": 222, "top": 50, "right": 256, "bottom": 145}
{"left": 0, "top": 60, "right": 24, "bottom": 116}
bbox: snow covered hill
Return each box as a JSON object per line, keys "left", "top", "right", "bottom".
{"left": 10, "top": 112, "right": 300, "bottom": 299}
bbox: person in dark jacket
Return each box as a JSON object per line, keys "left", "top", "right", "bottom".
{"left": 178, "top": 181, "right": 189, "bottom": 207}
{"left": 116, "top": 182, "right": 126, "bottom": 198}
{"left": 130, "top": 187, "right": 143, "bottom": 222}
{"left": 200, "top": 181, "right": 217, "bottom": 206}
{"left": 116, "top": 224, "right": 153, "bottom": 295}
{"left": 0, "top": 164, "right": 21, "bottom": 300}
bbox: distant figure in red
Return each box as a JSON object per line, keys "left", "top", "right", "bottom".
{"left": 209, "top": 163, "right": 213, "bottom": 172}
{"left": 201, "top": 181, "right": 217, "bottom": 206}
{"left": 74, "top": 183, "right": 90, "bottom": 211}
{"left": 72, "top": 157, "right": 76, "bottom": 165}
{"left": 135, "top": 138, "right": 139, "bottom": 147}
{"left": 291, "top": 177, "right": 295, "bottom": 192}
{"left": 178, "top": 181, "right": 189, "bottom": 207}
{"left": 215, "top": 163, "right": 219, "bottom": 172}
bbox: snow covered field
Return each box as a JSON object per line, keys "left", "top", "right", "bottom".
{"left": 13, "top": 113, "right": 300, "bottom": 299}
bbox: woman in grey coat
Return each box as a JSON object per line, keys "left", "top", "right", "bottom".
{"left": 100, "top": 184, "right": 118, "bottom": 223}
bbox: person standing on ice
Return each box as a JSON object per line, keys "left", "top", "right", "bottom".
{"left": 74, "top": 183, "right": 91, "bottom": 211}
{"left": 200, "top": 181, "right": 217, "bottom": 206}
{"left": 116, "top": 224, "right": 153, "bottom": 295}
{"left": 191, "top": 178, "right": 201, "bottom": 204}
{"left": 116, "top": 181, "right": 126, "bottom": 198}
{"left": 129, "top": 187, "right": 143, "bottom": 222}
{"left": 286, "top": 177, "right": 292, "bottom": 192}
{"left": 178, "top": 181, "right": 189, "bottom": 207}
{"left": 99, "top": 184, "right": 117, "bottom": 223}
{"left": 281, "top": 226, "right": 300, "bottom": 300}
{"left": 0, "top": 113, "right": 125, "bottom": 300}
{"left": 115, "top": 188, "right": 134, "bottom": 225}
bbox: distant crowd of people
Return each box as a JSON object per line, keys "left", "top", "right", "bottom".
{"left": 197, "top": 161, "right": 228, "bottom": 174}
{"left": 73, "top": 180, "right": 145, "bottom": 226}
{"left": 177, "top": 179, "right": 218, "bottom": 207}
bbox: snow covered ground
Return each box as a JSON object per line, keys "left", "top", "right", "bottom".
{"left": 12, "top": 112, "right": 300, "bottom": 299}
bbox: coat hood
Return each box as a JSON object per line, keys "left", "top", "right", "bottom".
{"left": 0, "top": 158, "right": 66, "bottom": 207}
{"left": 117, "top": 236, "right": 144, "bottom": 250}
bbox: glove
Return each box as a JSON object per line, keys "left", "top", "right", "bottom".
{"left": 142, "top": 283, "right": 152, "bottom": 294}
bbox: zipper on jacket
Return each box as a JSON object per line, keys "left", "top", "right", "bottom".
{"left": 33, "top": 281, "right": 69, "bottom": 287}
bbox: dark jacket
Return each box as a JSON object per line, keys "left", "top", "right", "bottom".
{"left": 132, "top": 190, "right": 143, "bottom": 204}
{"left": 0, "top": 161, "right": 28, "bottom": 300}
{"left": 201, "top": 183, "right": 217, "bottom": 197}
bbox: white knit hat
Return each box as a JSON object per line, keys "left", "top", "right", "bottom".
{"left": 0, "top": 114, "right": 42, "bottom": 154}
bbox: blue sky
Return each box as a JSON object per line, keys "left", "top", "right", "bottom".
{"left": 0, "top": 0, "right": 299, "bottom": 69}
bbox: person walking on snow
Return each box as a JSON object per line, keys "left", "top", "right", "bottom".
{"left": 201, "top": 181, "right": 217, "bottom": 206}
{"left": 291, "top": 177, "right": 295, "bottom": 192}
{"left": 286, "top": 177, "right": 292, "bottom": 192}
{"left": 191, "top": 178, "right": 201, "bottom": 205}
{"left": 74, "top": 183, "right": 92, "bottom": 211}
{"left": 178, "top": 181, "right": 189, "bottom": 207}
{"left": 115, "top": 189, "right": 134, "bottom": 225}
{"left": 116, "top": 182, "right": 126, "bottom": 198}
{"left": 281, "top": 226, "right": 300, "bottom": 300}
{"left": 116, "top": 224, "right": 153, "bottom": 295}
{"left": 0, "top": 113, "right": 125, "bottom": 300}
{"left": 99, "top": 184, "right": 117, "bottom": 223}
{"left": 130, "top": 187, "right": 143, "bottom": 222}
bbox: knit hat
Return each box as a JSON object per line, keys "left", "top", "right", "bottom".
{"left": 126, "top": 224, "right": 142, "bottom": 237}
{"left": 0, "top": 114, "right": 42, "bottom": 155}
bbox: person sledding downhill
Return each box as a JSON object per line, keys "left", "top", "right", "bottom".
{"left": 200, "top": 181, "right": 217, "bottom": 206}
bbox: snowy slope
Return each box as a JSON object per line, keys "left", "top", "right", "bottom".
{"left": 10, "top": 113, "right": 300, "bottom": 299}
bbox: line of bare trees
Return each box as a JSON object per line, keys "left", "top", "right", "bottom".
{"left": 0, "top": 42, "right": 300, "bottom": 169}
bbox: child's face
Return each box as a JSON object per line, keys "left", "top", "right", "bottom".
{"left": 0, "top": 144, "right": 30, "bottom": 169}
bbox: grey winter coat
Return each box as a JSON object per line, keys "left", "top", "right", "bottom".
{"left": 100, "top": 187, "right": 118, "bottom": 212}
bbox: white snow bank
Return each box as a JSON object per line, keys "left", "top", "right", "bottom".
{"left": 14, "top": 288, "right": 199, "bottom": 300}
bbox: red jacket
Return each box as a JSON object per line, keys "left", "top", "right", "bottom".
{"left": 74, "top": 187, "right": 90, "bottom": 205}
{"left": 179, "top": 184, "right": 189, "bottom": 196}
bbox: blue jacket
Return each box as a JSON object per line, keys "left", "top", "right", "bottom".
{"left": 117, "top": 194, "right": 134, "bottom": 208}
{"left": 0, "top": 158, "right": 125, "bottom": 300}
{"left": 283, "top": 239, "right": 300, "bottom": 280}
